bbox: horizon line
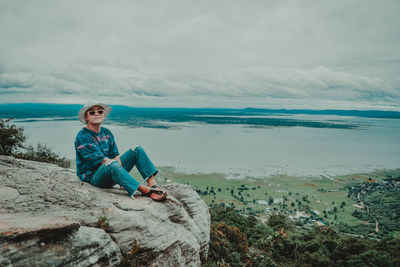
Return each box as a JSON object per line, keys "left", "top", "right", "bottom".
{"left": 1, "top": 102, "right": 400, "bottom": 113}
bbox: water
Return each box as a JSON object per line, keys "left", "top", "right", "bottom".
{"left": 14, "top": 115, "right": 400, "bottom": 178}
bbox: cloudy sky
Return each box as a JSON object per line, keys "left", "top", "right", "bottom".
{"left": 0, "top": 0, "right": 399, "bottom": 110}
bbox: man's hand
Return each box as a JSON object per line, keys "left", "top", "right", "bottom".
{"left": 112, "top": 155, "right": 122, "bottom": 166}
{"left": 101, "top": 156, "right": 121, "bottom": 166}
{"left": 100, "top": 157, "right": 109, "bottom": 165}
{"left": 105, "top": 159, "right": 117, "bottom": 166}
{"left": 102, "top": 157, "right": 117, "bottom": 166}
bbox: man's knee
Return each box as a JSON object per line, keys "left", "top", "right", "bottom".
{"left": 105, "top": 159, "right": 117, "bottom": 167}
{"left": 131, "top": 146, "right": 143, "bottom": 152}
{"left": 105, "top": 160, "right": 120, "bottom": 168}
{"left": 107, "top": 161, "right": 126, "bottom": 176}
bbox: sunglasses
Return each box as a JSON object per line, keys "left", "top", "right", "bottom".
{"left": 88, "top": 109, "right": 104, "bottom": 116}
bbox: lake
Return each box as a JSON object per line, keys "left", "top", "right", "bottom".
{"left": 14, "top": 113, "right": 400, "bottom": 179}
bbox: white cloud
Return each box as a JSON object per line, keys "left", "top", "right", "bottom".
{"left": 0, "top": 0, "right": 399, "bottom": 110}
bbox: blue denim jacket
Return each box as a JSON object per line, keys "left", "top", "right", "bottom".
{"left": 75, "top": 126, "right": 119, "bottom": 182}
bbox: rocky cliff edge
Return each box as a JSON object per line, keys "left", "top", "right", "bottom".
{"left": 0, "top": 156, "right": 210, "bottom": 266}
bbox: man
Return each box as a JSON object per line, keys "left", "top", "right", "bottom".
{"left": 74, "top": 102, "right": 166, "bottom": 201}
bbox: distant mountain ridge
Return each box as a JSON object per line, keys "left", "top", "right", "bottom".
{"left": 1, "top": 103, "right": 399, "bottom": 119}
{"left": 1, "top": 103, "right": 399, "bottom": 130}
{"left": 244, "top": 107, "right": 400, "bottom": 119}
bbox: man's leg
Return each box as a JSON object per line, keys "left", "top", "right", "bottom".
{"left": 91, "top": 161, "right": 140, "bottom": 197}
{"left": 146, "top": 175, "right": 157, "bottom": 187}
{"left": 120, "top": 146, "right": 166, "bottom": 198}
{"left": 120, "top": 146, "right": 159, "bottom": 183}
{"left": 90, "top": 163, "right": 115, "bottom": 188}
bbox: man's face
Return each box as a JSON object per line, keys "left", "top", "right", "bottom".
{"left": 85, "top": 106, "right": 105, "bottom": 125}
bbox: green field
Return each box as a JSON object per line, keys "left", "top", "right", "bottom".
{"left": 132, "top": 166, "right": 396, "bottom": 227}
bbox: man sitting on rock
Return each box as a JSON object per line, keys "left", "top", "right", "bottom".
{"left": 74, "top": 102, "right": 167, "bottom": 201}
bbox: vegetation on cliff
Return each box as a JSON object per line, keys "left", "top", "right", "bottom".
{"left": 204, "top": 204, "right": 400, "bottom": 267}
{"left": 0, "top": 118, "right": 70, "bottom": 167}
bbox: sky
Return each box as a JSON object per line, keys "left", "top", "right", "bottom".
{"left": 0, "top": 0, "right": 399, "bottom": 110}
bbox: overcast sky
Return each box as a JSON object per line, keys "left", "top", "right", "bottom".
{"left": 0, "top": 0, "right": 399, "bottom": 110}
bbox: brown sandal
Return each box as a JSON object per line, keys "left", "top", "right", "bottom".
{"left": 142, "top": 187, "right": 166, "bottom": 201}
{"left": 151, "top": 184, "right": 167, "bottom": 196}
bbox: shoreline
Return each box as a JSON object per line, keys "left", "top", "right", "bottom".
{"left": 68, "top": 159, "right": 400, "bottom": 181}
{"left": 150, "top": 165, "right": 400, "bottom": 182}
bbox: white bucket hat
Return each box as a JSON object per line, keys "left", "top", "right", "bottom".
{"left": 78, "top": 102, "right": 112, "bottom": 124}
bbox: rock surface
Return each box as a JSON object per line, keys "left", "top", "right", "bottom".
{"left": 0, "top": 156, "right": 210, "bottom": 266}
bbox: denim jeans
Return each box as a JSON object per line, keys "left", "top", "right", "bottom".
{"left": 90, "top": 146, "right": 159, "bottom": 197}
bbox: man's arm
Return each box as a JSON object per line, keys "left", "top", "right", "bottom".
{"left": 100, "top": 157, "right": 109, "bottom": 165}
{"left": 99, "top": 128, "right": 121, "bottom": 166}
{"left": 76, "top": 136, "right": 107, "bottom": 169}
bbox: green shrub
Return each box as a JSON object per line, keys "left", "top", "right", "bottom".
{"left": 208, "top": 222, "right": 248, "bottom": 265}
{"left": 0, "top": 118, "right": 26, "bottom": 155}
{"left": 1, "top": 117, "right": 70, "bottom": 168}
{"left": 14, "top": 143, "right": 71, "bottom": 168}
{"left": 347, "top": 250, "right": 393, "bottom": 267}
{"left": 97, "top": 216, "right": 110, "bottom": 231}
{"left": 267, "top": 213, "right": 294, "bottom": 231}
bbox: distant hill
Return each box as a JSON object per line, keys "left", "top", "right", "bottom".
{"left": 244, "top": 107, "right": 400, "bottom": 119}
{"left": 0, "top": 103, "right": 82, "bottom": 118}
{"left": 1, "top": 103, "right": 399, "bottom": 119}
{"left": 1, "top": 103, "right": 399, "bottom": 129}
{"left": 0, "top": 103, "right": 235, "bottom": 119}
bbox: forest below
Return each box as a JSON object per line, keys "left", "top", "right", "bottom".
{"left": 200, "top": 171, "right": 400, "bottom": 266}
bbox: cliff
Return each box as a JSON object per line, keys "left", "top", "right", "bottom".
{"left": 0, "top": 156, "right": 210, "bottom": 266}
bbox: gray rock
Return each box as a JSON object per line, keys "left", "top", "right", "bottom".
{"left": 0, "top": 215, "right": 121, "bottom": 267}
{"left": 0, "top": 156, "right": 210, "bottom": 266}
